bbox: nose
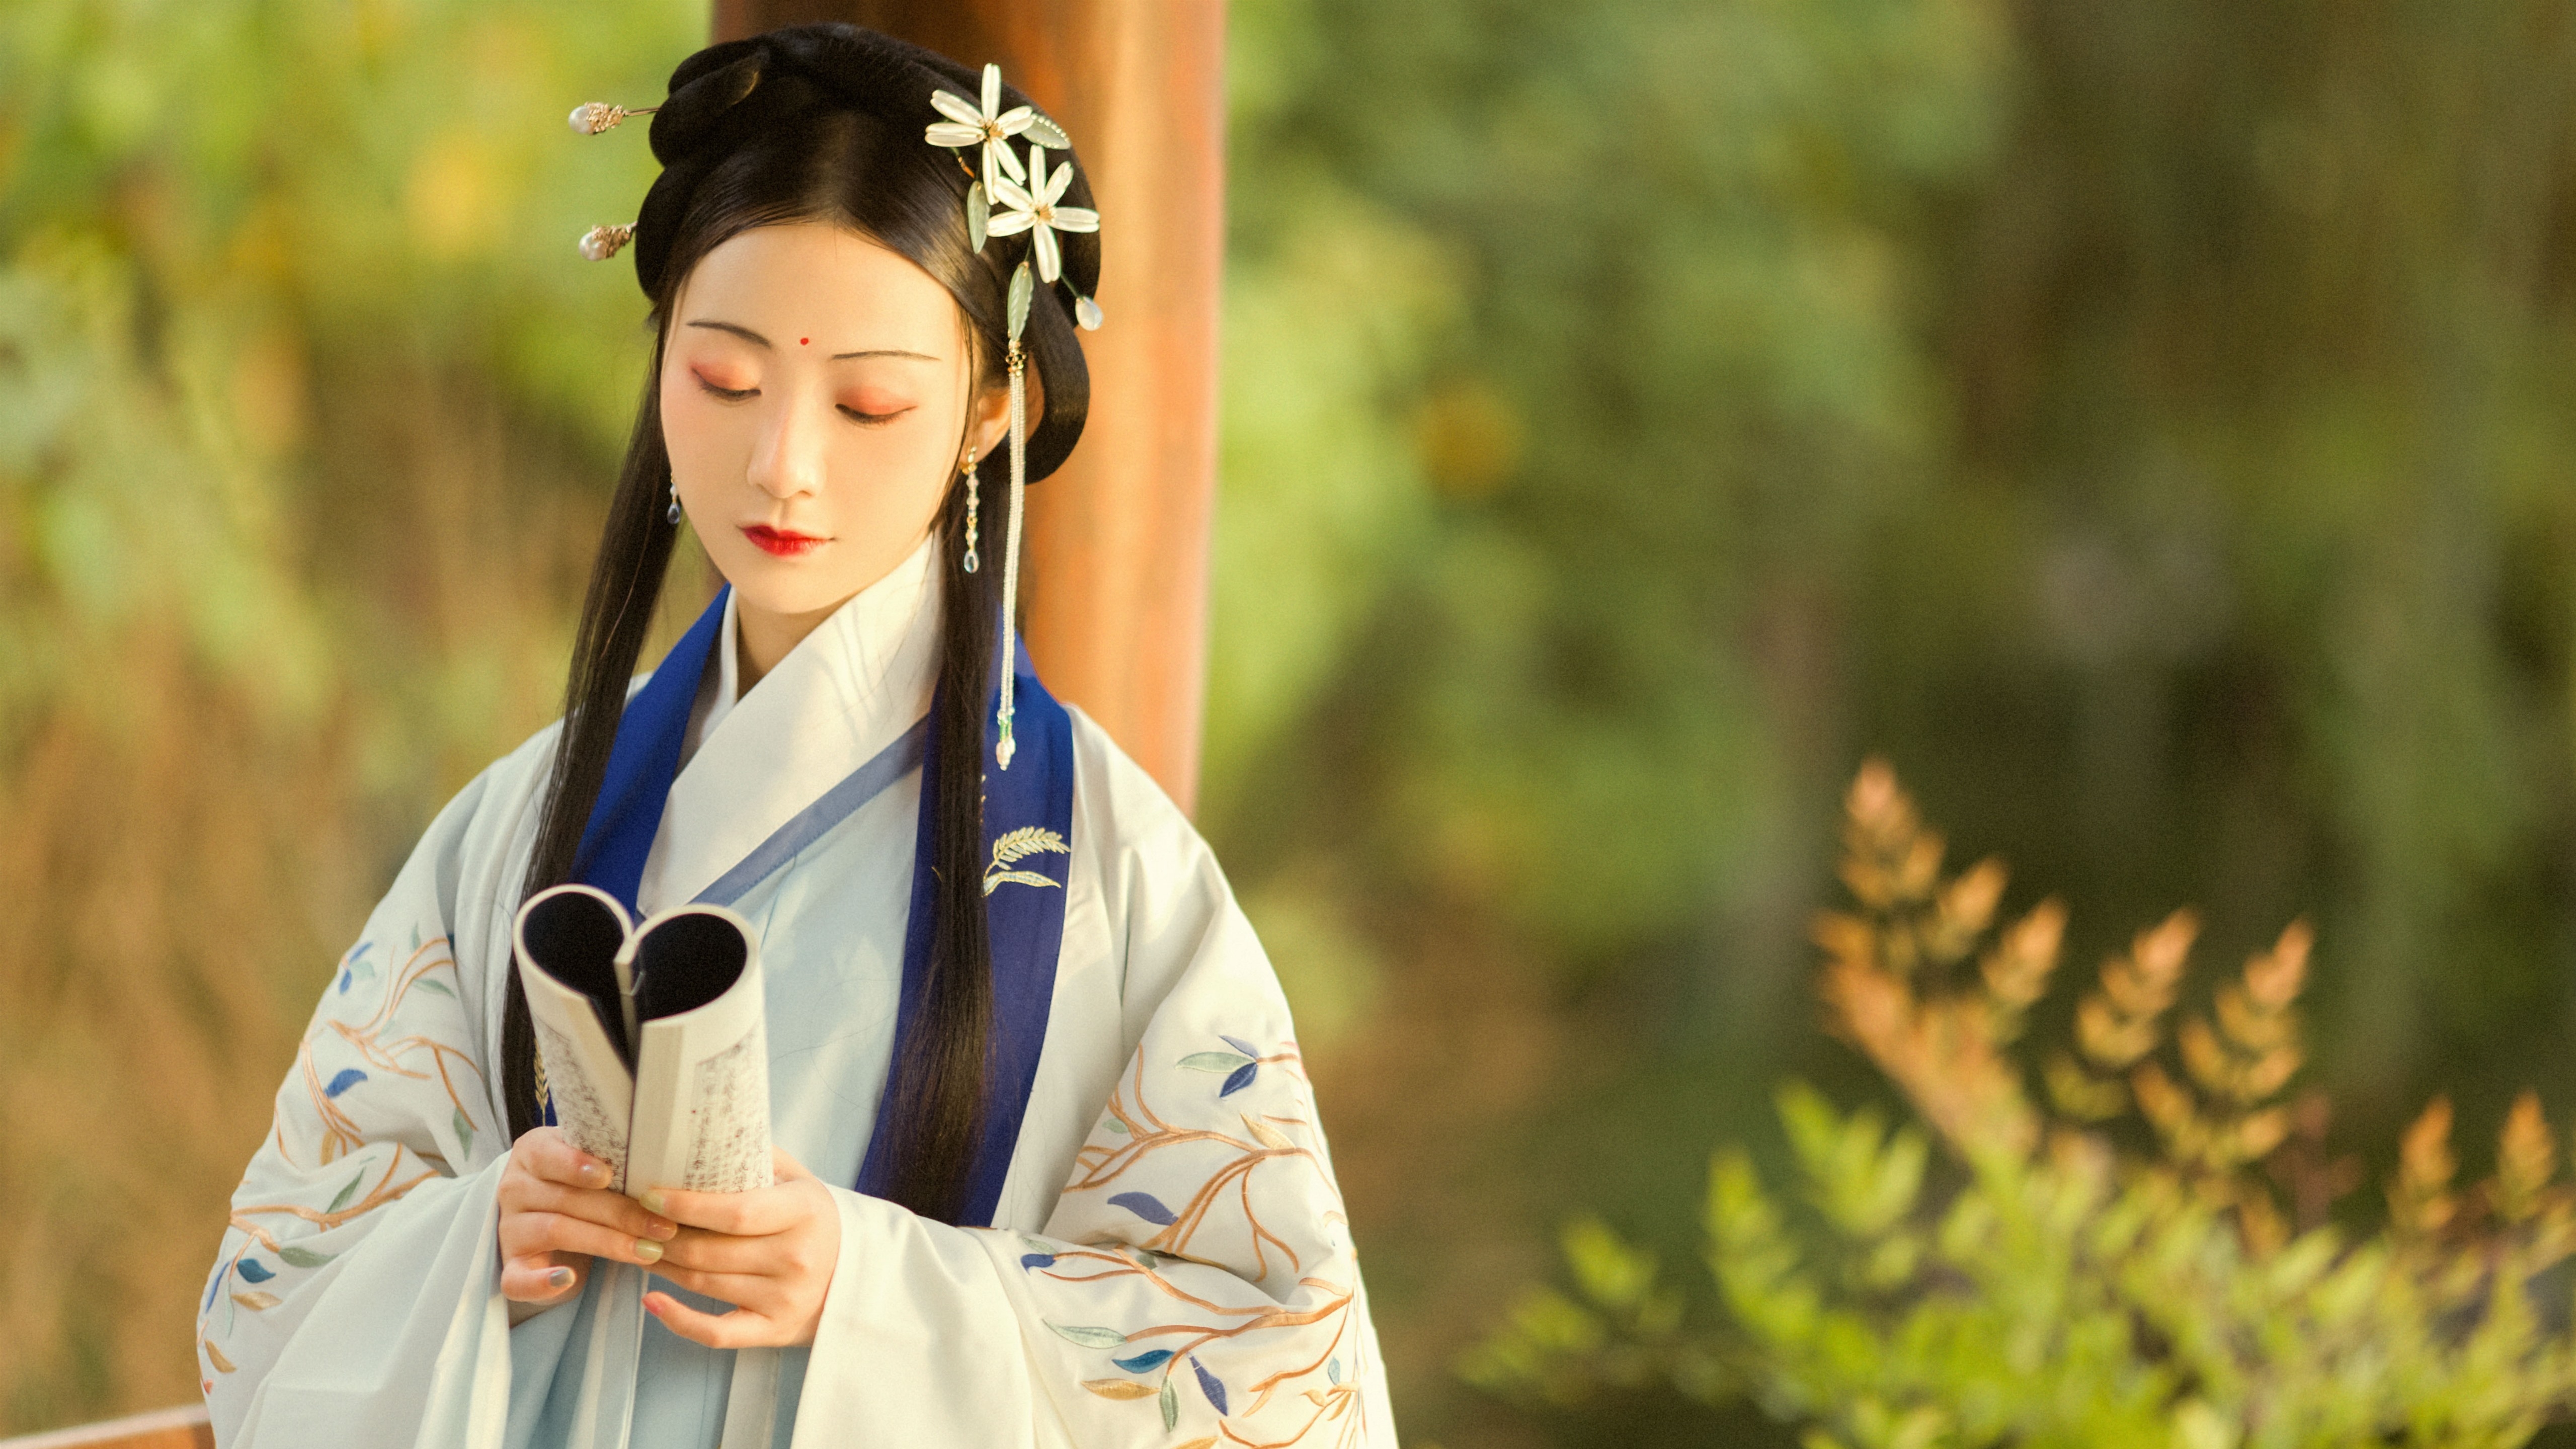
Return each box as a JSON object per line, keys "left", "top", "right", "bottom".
{"left": 746, "top": 388, "right": 826, "bottom": 501}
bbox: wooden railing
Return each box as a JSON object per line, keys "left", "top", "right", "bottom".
{"left": 0, "top": 1407, "right": 211, "bottom": 1449}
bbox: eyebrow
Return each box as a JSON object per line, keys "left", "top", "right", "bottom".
{"left": 683, "top": 318, "right": 938, "bottom": 362}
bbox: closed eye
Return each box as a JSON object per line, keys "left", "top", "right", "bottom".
{"left": 695, "top": 373, "right": 758, "bottom": 402}
{"left": 839, "top": 404, "right": 913, "bottom": 427}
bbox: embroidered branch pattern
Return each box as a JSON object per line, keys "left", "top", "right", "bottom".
{"left": 1017, "top": 1036, "right": 1373, "bottom": 1447}
{"left": 199, "top": 929, "right": 480, "bottom": 1382}
{"left": 985, "top": 825, "right": 1072, "bottom": 895}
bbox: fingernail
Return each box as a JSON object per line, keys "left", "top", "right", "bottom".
{"left": 546, "top": 1266, "right": 575, "bottom": 1291}
{"left": 643, "top": 1296, "right": 664, "bottom": 1317}
{"left": 577, "top": 1161, "right": 609, "bottom": 1188}
{"left": 646, "top": 1217, "right": 678, "bottom": 1241}
{"left": 640, "top": 1188, "right": 669, "bottom": 1216}
{"left": 634, "top": 1238, "right": 663, "bottom": 1264}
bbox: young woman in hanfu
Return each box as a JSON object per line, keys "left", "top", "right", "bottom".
{"left": 198, "top": 26, "right": 1392, "bottom": 1449}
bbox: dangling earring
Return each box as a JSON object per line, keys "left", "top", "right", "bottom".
{"left": 667, "top": 479, "right": 682, "bottom": 526}
{"left": 960, "top": 446, "right": 982, "bottom": 573}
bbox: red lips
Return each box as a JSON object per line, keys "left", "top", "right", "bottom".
{"left": 741, "top": 525, "right": 828, "bottom": 558}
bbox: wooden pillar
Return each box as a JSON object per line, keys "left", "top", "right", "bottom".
{"left": 711, "top": 0, "right": 1224, "bottom": 814}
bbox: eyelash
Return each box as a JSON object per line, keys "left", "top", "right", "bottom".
{"left": 694, "top": 376, "right": 906, "bottom": 426}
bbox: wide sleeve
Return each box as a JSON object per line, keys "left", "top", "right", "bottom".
{"left": 792, "top": 732, "right": 1396, "bottom": 1449}
{"left": 198, "top": 749, "right": 538, "bottom": 1448}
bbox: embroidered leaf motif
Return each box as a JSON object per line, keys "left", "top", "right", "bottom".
{"left": 236, "top": 1259, "right": 276, "bottom": 1284}
{"left": 1111, "top": 1348, "right": 1175, "bottom": 1373}
{"left": 1020, "top": 1252, "right": 1056, "bottom": 1270}
{"left": 1179, "top": 1052, "right": 1251, "bottom": 1073}
{"left": 1108, "top": 1191, "right": 1178, "bottom": 1226}
{"left": 983, "top": 869, "right": 1060, "bottom": 896}
{"left": 327, "top": 1171, "right": 365, "bottom": 1214}
{"left": 1220, "top": 1062, "right": 1259, "bottom": 1097}
{"left": 323, "top": 1069, "right": 367, "bottom": 1098}
{"left": 337, "top": 970, "right": 352, "bottom": 995}
{"left": 984, "top": 828, "right": 1071, "bottom": 895}
{"left": 1160, "top": 1377, "right": 1178, "bottom": 1430}
{"left": 204, "top": 1338, "right": 237, "bottom": 1374}
{"left": 991, "top": 826, "right": 1072, "bottom": 864}
{"left": 1192, "top": 1356, "right": 1229, "bottom": 1415}
{"left": 1328, "top": 1357, "right": 1342, "bottom": 1385}
{"left": 1020, "top": 1235, "right": 1054, "bottom": 1254}
{"left": 1102, "top": 1116, "right": 1131, "bottom": 1135}
{"left": 1046, "top": 1321, "right": 1127, "bottom": 1348}
{"left": 1245, "top": 1115, "right": 1294, "bottom": 1150}
{"left": 278, "top": 1246, "right": 336, "bottom": 1269}
{"left": 1219, "top": 1034, "right": 1259, "bottom": 1058}
{"left": 1175, "top": 1440, "right": 1216, "bottom": 1449}
{"left": 413, "top": 978, "right": 455, "bottom": 999}
{"left": 230, "top": 1291, "right": 281, "bottom": 1312}
{"left": 450, "top": 1105, "right": 476, "bottom": 1154}
{"left": 1081, "top": 1379, "right": 1159, "bottom": 1400}
{"left": 410, "top": 923, "right": 422, "bottom": 951}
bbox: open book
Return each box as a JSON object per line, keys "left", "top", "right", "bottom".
{"left": 513, "top": 883, "right": 773, "bottom": 1196}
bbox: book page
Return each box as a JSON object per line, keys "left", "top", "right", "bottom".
{"left": 517, "top": 959, "right": 637, "bottom": 1189}
{"left": 626, "top": 906, "right": 774, "bottom": 1195}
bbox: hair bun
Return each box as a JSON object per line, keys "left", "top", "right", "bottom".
{"left": 647, "top": 47, "right": 768, "bottom": 165}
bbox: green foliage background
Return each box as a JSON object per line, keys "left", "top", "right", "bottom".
{"left": 7, "top": 0, "right": 2576, "bottom": 1441}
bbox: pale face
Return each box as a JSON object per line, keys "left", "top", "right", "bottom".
{"left": 661, "top": 222, "right": 1007, "bottom": 680}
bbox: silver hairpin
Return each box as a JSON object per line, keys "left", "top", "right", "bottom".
{"left": 578, "top": 223, "right": 635, "bottom": 261}
{"left": 568, "top": 102, "right": 659, "bottom": 135}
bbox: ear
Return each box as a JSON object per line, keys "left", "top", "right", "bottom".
{"left": 962, "top": 351, "right": 1053, "bottom": 468}
{"left": 968, "top": 376, "right": 1011, "bottom": 464}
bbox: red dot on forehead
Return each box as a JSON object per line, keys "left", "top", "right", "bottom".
{"left": 799, "top": 337, "right": 810, "bottom": 346}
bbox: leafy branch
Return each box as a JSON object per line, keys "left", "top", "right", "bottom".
{"left": 1466, "top": 760, "right": 2576, "bottom": 1448}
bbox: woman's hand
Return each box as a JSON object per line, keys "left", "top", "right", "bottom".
{"left": 497, "top": 1126, "right": 679, "bottom": 1322}
{"left": 636, "top": 1148, "right": 843, "bottom": 1349}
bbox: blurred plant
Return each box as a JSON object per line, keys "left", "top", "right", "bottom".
{"left": 1465, "top": 760, "right": 2576, "bottom": 1446}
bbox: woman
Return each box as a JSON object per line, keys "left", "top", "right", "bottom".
{"left": 198, "top": 25, "right": 1390, "bottom": 1449}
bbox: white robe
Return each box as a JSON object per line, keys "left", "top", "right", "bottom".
{"left": 198, "top": 536, "right": 1396, "bottom": 1449}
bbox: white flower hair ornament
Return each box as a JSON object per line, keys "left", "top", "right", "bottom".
{"left": 988, "top": 145, "right": 1101, "bottom": 301}
{"left": 924, "top": 63, "right": 1034, "bottom": 208}
{"left": 922, "top": 63, "right": 1104, "bottom": 769}
{"left": 923, "top": 64, "right": 1101, "bottom": 330}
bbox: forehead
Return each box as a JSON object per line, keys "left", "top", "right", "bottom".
{"left": 674, "top": 221, "right": 961, "bottom": 354}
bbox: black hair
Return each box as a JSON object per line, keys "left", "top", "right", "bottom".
{"left": 500, "top": 24, "right": 1098, "bottom": 1225}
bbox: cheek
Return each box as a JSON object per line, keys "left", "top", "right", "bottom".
{"left": 660, "top": 374, "right": 739, "bottom": 475}
{"left": 820, "top": 418, "right": 956, "bottom": 516}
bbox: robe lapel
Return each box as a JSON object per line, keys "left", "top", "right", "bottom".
{"left": 569, "top": 590, "right": 728, "bottom": 916}
{"left": 638, "top": 542, "right": 941, "bottom": 914}
{"left": 856, "top": 639, "right": 1075, "bottom": 1227}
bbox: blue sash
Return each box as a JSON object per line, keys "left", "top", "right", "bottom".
{"left": 554, "top": 586, "right": 1073, "bottom": 1227}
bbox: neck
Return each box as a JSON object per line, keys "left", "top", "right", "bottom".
{"left": 728, "top": 530, "right": 937, "bottom": 694}
{"left": 732, "top": 598, "right": 828, "bottom": 695}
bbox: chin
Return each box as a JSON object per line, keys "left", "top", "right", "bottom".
{"left": 728, "top": 574, "right": 862, "bottom": 621}
{"left": 714, "top": 544, "right": 887, "bottom": 617}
